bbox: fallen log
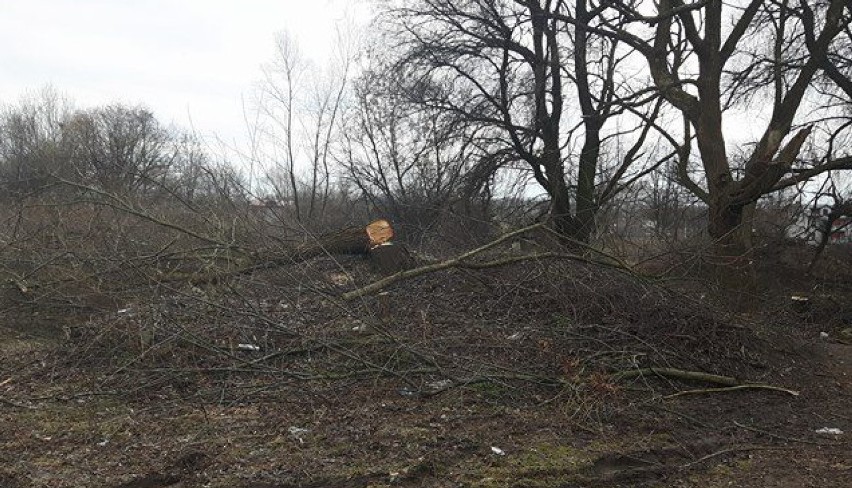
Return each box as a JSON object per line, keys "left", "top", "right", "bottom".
{"left": 293, "top": 219, "right": 413, "bottom": 274}
{"left": 613, "top": 367, "right": 800, "bottom": 397}
{"left": 341, "top": 223, "right": 633, "bottom": 300}
{"left": 292, "top": 223, "right": 376, "bottom": 259}
{"left": 169, "top": 219, "right": 408, "bottom": 286}
{"left": 287, "top": 219, "right": 412, "bottom": 272}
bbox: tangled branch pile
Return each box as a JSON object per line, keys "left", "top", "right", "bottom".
{"left": 58, "top": 249, "right": 780, "bottom": 414}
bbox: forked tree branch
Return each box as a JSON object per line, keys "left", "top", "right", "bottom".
{"left": 342, "top": 223, "right": 632, "bottom": 300}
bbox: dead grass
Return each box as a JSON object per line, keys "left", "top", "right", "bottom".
{"left": 1, "top": 240, "right": 851, "bottom": 487}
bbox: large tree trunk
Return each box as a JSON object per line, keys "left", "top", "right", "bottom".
{"left": 708, "top": 198, "right": 754, "bottom": 257}
{"left": 543, "top": 151, "right": 577, "bottom": 239}
{"left": 182, "top": 220, "right": 406, "bottom": 286}
{"left": 707, "top": 197, "right": 757, "bottom": 307}
{"left": 705, "top": 127, "right": 811, "bottom": 258}
{"left": 573, "top": 0, "right": 601, "bottom": 243}
{"left": 289, "top": 219, "right": 401, "bottom": 263}
{"left": 574, "top": 128, "right": 600, "bottom": 242}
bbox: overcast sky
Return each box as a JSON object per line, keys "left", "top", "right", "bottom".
{"left": 0, "top": 0, "right": 369, "bottom": 145}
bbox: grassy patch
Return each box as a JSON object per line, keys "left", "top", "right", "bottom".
{"left": 455, "top": 443, "right": 594, "bottom": 487}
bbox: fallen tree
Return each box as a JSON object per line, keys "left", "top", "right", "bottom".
{"left": 173, "top": 219, "right": 412, "bottom": 286}
{"left": 342, "top": 223, "right": 632, "bottom": 300}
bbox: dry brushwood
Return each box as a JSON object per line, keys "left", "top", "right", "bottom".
{"left": 167, "top": 219, "right": 407, "bottom": 285}
{"left": 52, "top": 178, "right": 410, "bottom": 285}
{"left": 342, "top": 223, "right": 631, "bottom": 300}
{"left": 614, "top": 367, "right": 799, "bottom": 397}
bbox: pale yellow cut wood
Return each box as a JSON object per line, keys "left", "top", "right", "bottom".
{"left": 366, "top": 219, "right": 394, "bottom": 247}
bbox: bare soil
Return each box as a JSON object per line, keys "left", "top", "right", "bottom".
{"left": 1, "top": 244, "right": 850, "bottom": 487}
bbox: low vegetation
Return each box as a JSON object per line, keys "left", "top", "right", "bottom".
{"left": 2, "top": 1, "right": 852, "bottom": 486}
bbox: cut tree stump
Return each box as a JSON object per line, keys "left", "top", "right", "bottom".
{"left": 365, "top": 219, "right": 413, "bottom": 275}
{"left": 292, "top": 218, "right": 411, "bottom": 274}
{"left": 369, "top": 243, "right": 415, "bottom": 275}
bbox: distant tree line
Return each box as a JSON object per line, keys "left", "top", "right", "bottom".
{"left": 4, "top": 1, "right": 852, "bottom": 260}
{"left": 0, "top": 88, "right": 232, "bottom": 202}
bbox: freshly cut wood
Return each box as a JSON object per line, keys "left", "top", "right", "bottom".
{"left": 366, "top": 219, "right": 394, "bottom": 247}
{"left": 290, "top": 219, "right": 396, "bottom": 260}
{"left": 181, "top": 219, "right": 405, "bottom": 285}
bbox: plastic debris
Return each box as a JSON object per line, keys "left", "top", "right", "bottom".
{"left": 288, "top": 426, "right": 310, "bottom": 443}
{"left": 506, "top": 332, "right": 524, "bottom": 341}
{"left": 116, "top": 308, "right": 132, "bottom": 315}
{"left": 237, "top": 343, "right": 261, "bottom": 352}
{"left": 815, "top": 427, "right": 844, "bottom": 435}
{"left": 426, "top": 379, "right": 453, "bottom": 392}
{"left": 398, "top": 387, "right": 417, "bottom": 397}
{"left": 790, "top": 295, "right": 810, "bottom": 312}
{"left": 820, "top": 331, "right": 829, "bottom": 339}
{"left": 328, "top": 272, "right": 352, "bottom": 286}
{"left": 97, "top": 439, "right": 110, "bottom": 447}
{"left": 491, "top": 446, "right": 506, "bottom": 456}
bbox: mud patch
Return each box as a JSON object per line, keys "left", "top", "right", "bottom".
{"left": 586, "top": 441, "right": 722, "bottom": 484}
{"left": 0, "top": 472, "right": 24, "bottom": 488}
{"left": 115, "top": 451, "right": 208, "bottom": 488}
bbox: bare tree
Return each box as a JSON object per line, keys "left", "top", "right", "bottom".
{"left": 256, "top": 32, "right": 305, "bottom": 220}
{"left": 380, "top": 0, "right": 665, "bottom": 242}
{"left": 549, "top": 0, "right": 852, "bottom": 255}
{"left": 0, "top": 87, "right": 73, "bottom": 196}
{"left": 253, "top": 28, "right": 353, "bottom": 225}
{"left": 304, "top": 24, "right": 355, "bottom": 221}
{"left": 342, "top": 60, "right": 482, "bottom": 235}
{"left": 806, "top": 174, "right": 852, "bottom": 272}
{"left": 63, "top": 105, "right": 181, "bottom": 196}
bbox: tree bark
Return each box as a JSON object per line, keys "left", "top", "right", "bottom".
{"left": 291, "top": 225, "right": 374, "bottom": 259}
{"left": 708, "top": 197, "right": 753, "bottom": 255}
{"left": 369, "top": 243, "right": 414, "bottom": 275}
{"left": 176, "top": 220, "right": 400, "bottom": 286}
{"left": 542, "top": 147, "right": 575, "bottom": 238}
{"left": 707, "top": 197, "right": 757, "bottom": 308}
{"left": 573, "top": 0, "right": 601, "bottom": 242}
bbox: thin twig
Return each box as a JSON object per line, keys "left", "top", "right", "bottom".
{"left": 733, "top": 421, "right": 844, "bottom": 446}
{"left": 343, "top": 224, "right": 636, "bottom": 300}
{"left": 682, "top": 445, "right": 791, "bottom": 469}
{"left": 342, "top": 223, "right": 547, "bottom": 300}
{"left": 615, "top": 367, "right": 799, "bottom": 397}
{"left": 0, "top": 397, "right": 34, "bottom": 409}
{"left": 664, "top": 384, "right": 800, "bottom": 399}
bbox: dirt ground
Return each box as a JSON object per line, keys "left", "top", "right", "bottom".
{"left": 1, "top": 243, "right": 850, "bottom": 487}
